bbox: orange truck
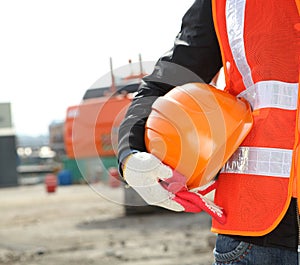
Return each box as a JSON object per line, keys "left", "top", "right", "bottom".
{"left": 64, "top": 80, "right": 139, "bottom": 179}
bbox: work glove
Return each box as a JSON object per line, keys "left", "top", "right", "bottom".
{"left": 123, "top": 152, "right": 226, "bottom": 224}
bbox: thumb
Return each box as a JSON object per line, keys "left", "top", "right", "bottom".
{"left": 155, "top": 162, "right": 173, "bottom": 181}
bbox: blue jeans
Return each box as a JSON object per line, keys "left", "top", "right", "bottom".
{"left": 213, "top": 234, "right": 297, "bottom": 265}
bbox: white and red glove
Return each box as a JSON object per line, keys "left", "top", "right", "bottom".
{"left": 123, "top": 152, "right": 226, "bottom": 224}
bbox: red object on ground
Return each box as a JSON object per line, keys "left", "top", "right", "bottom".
{"left": 108, "top": 167, "right": 121, "bottom": 188}
{"left": 45, "top": 174, "right": 57, "bottom": 193}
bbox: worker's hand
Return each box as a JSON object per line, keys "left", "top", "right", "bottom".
{"left": 123, "top": 152, "right": 226, "bottom": 224}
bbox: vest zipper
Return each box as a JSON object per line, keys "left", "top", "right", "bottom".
{"left": 296, "top": 201, "right": 300, "bottom": 265}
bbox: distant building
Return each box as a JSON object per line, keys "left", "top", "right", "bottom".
{"left": 49, "top": 120, "right": 65, "bottom": 160}
{"left": 0, "top": 102, "right": 18, "bottom": 187}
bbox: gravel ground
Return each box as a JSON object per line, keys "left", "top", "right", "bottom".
{"left": 0, "top": 183, "right": 216, "bottom": 265}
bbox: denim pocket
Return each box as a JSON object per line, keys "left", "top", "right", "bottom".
{"left": 213, "top": 235, "right": 251, "bottom": 264}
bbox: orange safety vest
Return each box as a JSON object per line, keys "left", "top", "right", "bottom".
{"left": 211, "top": 0, "right": 300, "bottom": 236}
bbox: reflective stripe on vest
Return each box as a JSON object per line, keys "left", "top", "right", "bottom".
{"left": 238, "top": 81, "right": 298, "bottom": 111}
{"left": 226, "top": 0, "right": 254, "bottom": 88}
{"left": 222, "top": 147, "right": 292, "bottom": 178}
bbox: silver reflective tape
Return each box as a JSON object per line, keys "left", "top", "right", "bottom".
{"left": 238, "top": 81, "right": 298, "bottom": 110}
{"left": 222, "top": 147, "right": 292, "bottom": 178}
{"left": 226, "top": 0, "right": 254, "bottom": 88}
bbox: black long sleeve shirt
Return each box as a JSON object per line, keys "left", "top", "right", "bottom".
{"left": 117, "top": 0, "right": 297, "bottom": 251}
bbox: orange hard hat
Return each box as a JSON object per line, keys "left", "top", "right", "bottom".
{"left": 145, "top": 83, "right": 253, "bottom": 190}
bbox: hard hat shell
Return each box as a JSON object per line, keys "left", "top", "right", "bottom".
{"left": 145, "top": 83, "right": 253, "bottom": 189}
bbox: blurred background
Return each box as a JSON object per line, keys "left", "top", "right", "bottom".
{"left": 0, "top": 0, "right": 197, "bottom": 185}
{"left": 0, "top": 0, "right": 195, "bottom": 186}
{"left": 0, "top": 1, "right": 217, "bottom": 264}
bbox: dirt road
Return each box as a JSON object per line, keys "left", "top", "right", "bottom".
{"left": 0, "top": 183, "right": 215, "bottom": 265}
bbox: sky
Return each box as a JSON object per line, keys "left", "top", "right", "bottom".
{"left": 0, "top": 0, "right": 194, "bottom": 136}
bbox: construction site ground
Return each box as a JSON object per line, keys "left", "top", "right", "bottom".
{"left": 0, "top": 182, "right": 216, "bottom": 265}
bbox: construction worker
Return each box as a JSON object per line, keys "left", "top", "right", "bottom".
{"left": 118, "top": 0, "right": 300, "bottom": 264}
